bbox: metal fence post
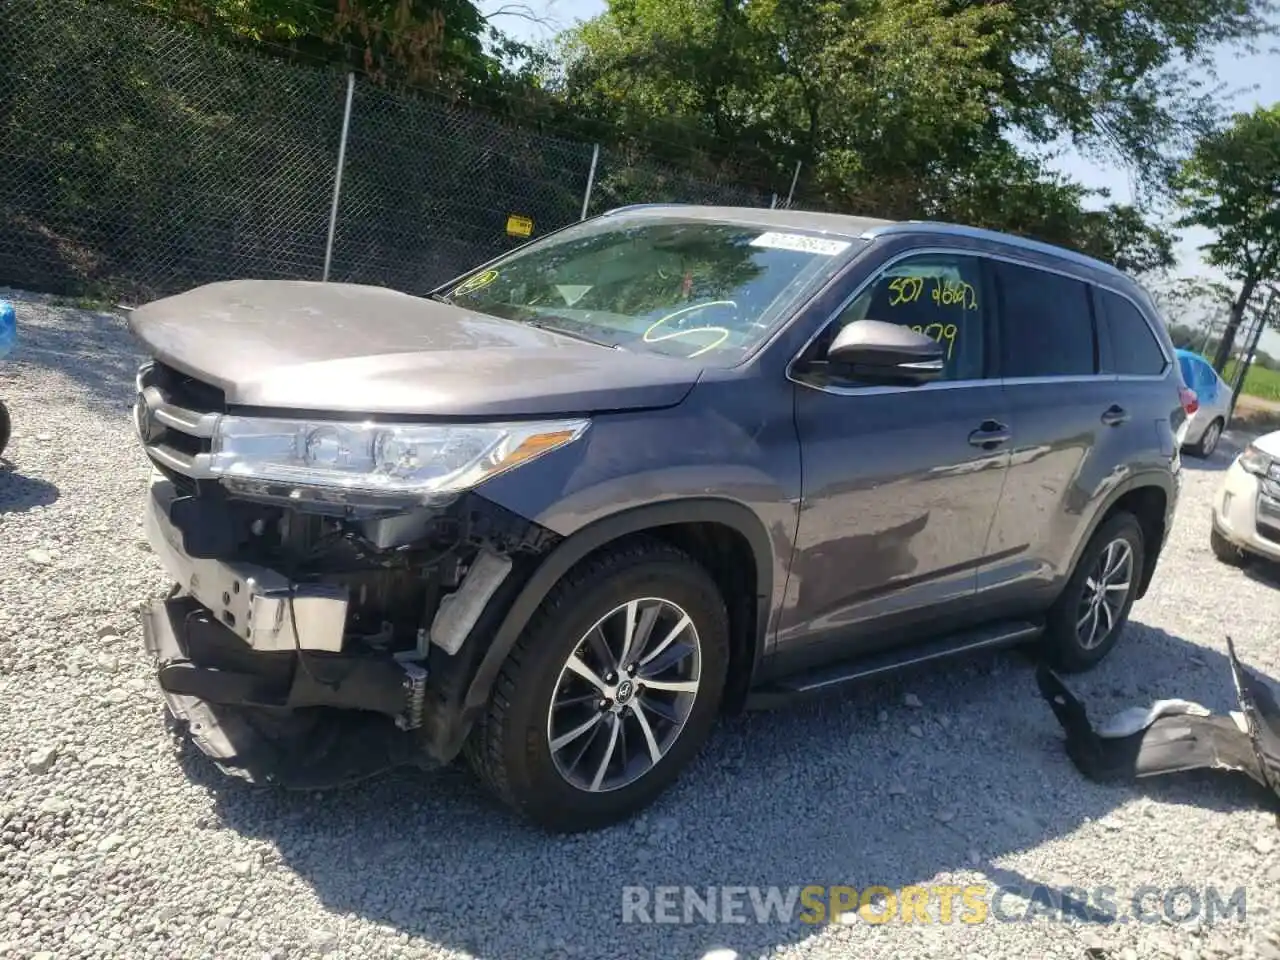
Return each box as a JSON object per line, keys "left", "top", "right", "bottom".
{"left": 784, "top": 161, "right": 802, "bottom": 209}
{"left": 1229, "top": 285, "right": 1277, "bottom": 421}
{"left": 323, "top": 72, "right": 356, "bottom": 282}
{"left": 580, "top": 144, "right": 600, "bottom": 221}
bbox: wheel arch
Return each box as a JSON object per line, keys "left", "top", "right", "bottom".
{"left": 1066, "top": 474, "right": 1173, "bottom": 602}
{"left": 463, "top": 498, "right": 774, "bottom": 719}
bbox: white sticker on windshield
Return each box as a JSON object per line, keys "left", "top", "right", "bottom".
{"left": 555, "top": 285, "right": 592, "bottom": 306}
{"left": 750, "top": 232, "right": 851, "bottom": 256}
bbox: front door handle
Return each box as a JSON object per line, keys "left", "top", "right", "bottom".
{"left": 1101, "top": 405, "right": 1129, "bottom": 427}
{"left": 968, "top": 420, "right": 1011, "bottom": 449}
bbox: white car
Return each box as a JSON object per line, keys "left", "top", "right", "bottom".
{"left": 1176, "top": 349, "right": 1232, "bottom": 458}
{"left": 1211, "top": 429, "right": 1280, "bottom": 566}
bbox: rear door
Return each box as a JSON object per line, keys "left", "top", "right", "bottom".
{"left": 979, "top": 259, "right": 1120, "bottom": 611}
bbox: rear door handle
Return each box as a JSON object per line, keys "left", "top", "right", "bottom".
{"left": 968, "top": 420, "right": 1011, "bottom": 449}
{"left": 1101, "top": 405, "right": 1129, "bottom": 427}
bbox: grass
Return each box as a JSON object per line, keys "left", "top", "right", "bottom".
{"left": 1223, "top": 360, "right": 1280, "bottom": 403}
{"left": 1231, "top": 400, "right": 1280, "bottom": 433}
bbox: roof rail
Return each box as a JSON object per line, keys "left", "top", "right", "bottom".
{"left": 861, "top": 221, "right": 1124, "bottom": 276}
{"left": 602, "top": 203, "right": 681, "bottom": 216}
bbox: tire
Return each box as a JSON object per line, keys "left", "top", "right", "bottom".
{"left": 1042, "top": 511, "right": 1145, "bottom": 673}
{"left": 0, "top": 401, "right": 9, "bottom": 458}
{"left": 1210, "top": 527, "right": 1244, "bottom": 566}
{"left": 466, "top": 537, "right": 730, "bottom": 833}
{"left": 1189, "top": 417, "right": 1224, "bottom": 458}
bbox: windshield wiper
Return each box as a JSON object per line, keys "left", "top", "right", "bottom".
{"left": 524, "top": 319, "right": 620, "bottom": 349}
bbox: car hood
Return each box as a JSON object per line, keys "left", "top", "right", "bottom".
{"left": 127, "top": 280, "right": 705, "bottom": 418}
{"left": 1255, "top": 430, "right": 1280, "bottom": 459}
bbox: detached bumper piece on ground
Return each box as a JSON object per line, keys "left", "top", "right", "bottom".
{"left": 1037, "top": 638, "right": 1280, "bottom": 812}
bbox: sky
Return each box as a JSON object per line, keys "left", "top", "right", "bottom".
{"left": 480, "top": 0, "right": 1280, "bottom": 349}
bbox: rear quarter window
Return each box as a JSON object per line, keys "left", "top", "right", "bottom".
{"left": 1099, "top": 288, "right": 1167, "bottom": 376}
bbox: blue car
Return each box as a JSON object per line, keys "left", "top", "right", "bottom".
{"left": 1175, "top": 347, "right": 1232, "bottom": 458}
{"left": 0, "top": 300, "right": 14, "bottom": 457}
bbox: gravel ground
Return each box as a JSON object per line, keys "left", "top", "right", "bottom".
{"left": 1, "top": 287, "right": 1279, "bottom": 960}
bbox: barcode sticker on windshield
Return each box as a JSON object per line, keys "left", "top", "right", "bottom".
{"left": 750, "top": 232, "right": 851, "bottom": 256}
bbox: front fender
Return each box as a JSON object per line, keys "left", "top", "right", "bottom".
{"left": 463, "top": 497, "right": 776, "bottom": 715}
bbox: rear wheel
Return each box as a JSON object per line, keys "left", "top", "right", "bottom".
{"left": 1189, "top": 418, "right": 1224, "bottom": 458}
{"left": 0, "top": 401, "right": 9, "bottom": 457}
{"left": 1042, "top": 512, "right": 1145, "bottom": 673}
{"left": 466, "top": 538, "right": 729, "bottom": 833}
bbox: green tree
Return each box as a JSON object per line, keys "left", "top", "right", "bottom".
{"left": 552, "top": 0, "right": 1259, "bottom": 268}
{"left": 118, "top": 0, "right": 502, "bottom": 90}
{"left": 1173, "top": 103, "right": 1280, "bottom": 372}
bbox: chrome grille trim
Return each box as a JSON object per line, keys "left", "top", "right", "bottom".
{"left": 134, "top": 361, "right": 224, "bottom": 479}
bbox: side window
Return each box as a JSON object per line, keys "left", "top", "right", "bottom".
{"left": 995, "top": 262, "right": 1096, "bottom": 378}
{"left": 827, "top": 253, "right": 987, "bottom": 381}
{"left": 1098, "top": 288, "right": 1167, "bottom": 376}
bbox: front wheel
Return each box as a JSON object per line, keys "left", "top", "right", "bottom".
{"left": 466, "top": 538, "right": 729, "bottom": 832}
{"left": 1210, "top": 527, "right": 1244, "bottom": 566}
{"left": 1041, "top": 512, "right": 1145, "bottom": 673}
{"left": 0, "top": 401, "right": 10, "bottom": 458}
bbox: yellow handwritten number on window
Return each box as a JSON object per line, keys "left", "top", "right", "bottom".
{"left": 910, "top": 323, "right": 959, "bottom": 360}
{"left": 930, "top": 278, "right": 978, "bottom": 310}
{"left": 887, "top": 276, "right": 924, "bottom": 306}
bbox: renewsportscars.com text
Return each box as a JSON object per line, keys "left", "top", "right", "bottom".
{"left": 621, "top": 884, "right": 1248, "bottom": 926}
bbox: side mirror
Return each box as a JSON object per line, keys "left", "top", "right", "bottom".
{"left": 825, "top": 319, "right": 944, "bottom": 384}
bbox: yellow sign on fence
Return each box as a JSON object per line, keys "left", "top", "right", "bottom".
{"left": 506, "top": 214, "right": 534, "bottom": 238}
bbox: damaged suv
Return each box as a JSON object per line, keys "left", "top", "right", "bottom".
{"left": 131, "top": 205, "right": 1186, "bottom": 831}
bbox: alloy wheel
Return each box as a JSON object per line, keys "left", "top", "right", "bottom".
{"left": 1077, "top": 538, "right": 1134, "bottom": 650}
{"left": 546, "top": 597, "right": 702, "bottom": 793}
{"left": 1203, "top": 421, "right": 1221, "bottom": 456}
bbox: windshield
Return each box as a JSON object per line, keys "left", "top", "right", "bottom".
{"left": 438, "top": 216, "right": 860, "bottom": 365}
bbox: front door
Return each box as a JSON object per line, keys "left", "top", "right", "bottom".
{"left": 777, "top": 249, "right": 1010, "bottom": 670}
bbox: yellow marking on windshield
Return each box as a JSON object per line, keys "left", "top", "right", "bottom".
{"left": 643, "top": 315, "right": 730, "bottom": 359}
{"left": 453, "top": 269, "right": 499, "bottom": 297}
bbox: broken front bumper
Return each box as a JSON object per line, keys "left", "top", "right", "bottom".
{"left": 140, "top": 472, "right": 432, "bottom": 785}
{"left": 144, "top": 472, "right": 348, "bottom": 653}
{"left": 141, "top": 595, "right": 427, "bottom": 786}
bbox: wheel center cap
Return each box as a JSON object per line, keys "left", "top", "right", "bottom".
{"left": 615, "top": 679, "right": 635, "bottom": 704}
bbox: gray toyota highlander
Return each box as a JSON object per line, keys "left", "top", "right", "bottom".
{"left": 129, "top": 204, "right": 1188, "bottom": 832}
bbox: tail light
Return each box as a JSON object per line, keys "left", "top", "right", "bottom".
{"left": 1179, "top": 386, "right": 1199, "bottom": 416}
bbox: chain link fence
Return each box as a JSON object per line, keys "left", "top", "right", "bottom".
{"left": 0, "top": 0, "right": 783, "bottom": 304}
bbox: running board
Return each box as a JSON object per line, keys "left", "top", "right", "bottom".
{"left": 746, "top": 620, "right": 1042, "bottom": 709}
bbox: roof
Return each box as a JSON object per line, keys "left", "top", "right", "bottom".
{"left": 603, "top": 203, "right": 1125, "bottom": 278}
{"left": 602, "top": 203, "right": 894, "bottom": 237}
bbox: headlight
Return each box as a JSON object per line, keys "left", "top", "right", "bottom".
{"left": 208, "top": 416, "right": 589, "bottom": 500}
{"left": 1239, "top": 444, "right": 1274, "bottom": 478}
